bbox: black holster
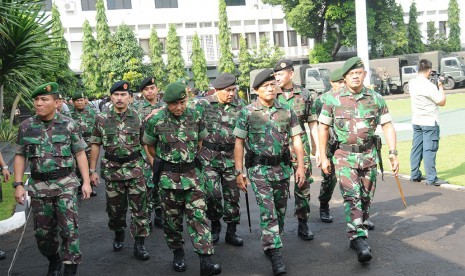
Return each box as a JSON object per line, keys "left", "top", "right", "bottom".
{"left": 152, "top": 156, "right": 163, "bottom": 184}
{"left": 373, "top": 135, "right": 384, "bottom": 180}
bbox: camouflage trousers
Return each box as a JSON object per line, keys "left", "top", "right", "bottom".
{"left": 144, "top": 162, "right": 162, "bottom": 215}
{"left": 30, "top": 188, "right": 81, "bottom": 264}
{"left": 159, "top": 187, "right": 214, "bottom": 255}
{"left": 291, "top": 133, "right": 313, "bottom": 220}
{"left": 334, "top": 155, "right": 377, "bottom": 240}
{"left": 249, "top": 170, "right": 290, "bottom": 251}
{"left": 318, "top": 159, "right": 337, "bottom": 206}
{"left": 74, "top": 149, "right": 91, "bottom": 186}
{"left": 204, "top": 165, "right": 241, "bottom": 224}
{"left": 105, "top": 177, "right": 150, "bottom": 237}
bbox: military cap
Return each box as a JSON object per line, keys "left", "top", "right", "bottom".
{"left": 138, "top": 76, "right": 156, "bottom": 92}
{"left": 273, "top": 58, "right": 294, "bottom": 72}
{"left": 110, "top": 80, "right": 130, "bottom": 94}
{"left": 211, "top": 73, "right": 236, "bottom": 89}
{"left": 342, "top": 57, "right": 364, "bottom": 76}
{"left": 252, "top": 69, "right": 275, "bottom": 90}
{"left": 72, "top": 92, "right": 85, "bottom": 101}
{"left": 31, "top": 82, "right": 59, "bottom": 98}
{"left": 176, "top": 77, "right": 189, "bottom": 85}
{"left": 330, "top": 68, "right": 344, "bottom": 82}
{"left": 163, "top": 82, "right": 188, "bottom": 103}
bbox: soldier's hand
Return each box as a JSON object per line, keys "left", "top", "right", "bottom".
{"left": 321, "top": 157, "right": 331, "bottom": 175}
{"left": 14, "top": 186, "right": 27, "bottom": 205}
{"left": 315, "top": 150, "right": 321, "bottom": 168}
{"left": 296, "top": 166, "right": 306, "bottom": 188}
{"left": 90, "top": 172, "right": 100, "bottom": 186}
{"left": 236, "top": 174, "right": 249, "bottom": 193}
{"left": 2, "top": 168, "right": 10, "bottom": 182}
{"left": 389, "top": 154, "right": 399, "bottom": 176}
{"left": 145, "top": 107, "right": 164, "bottom": 121}
{"left": 81, "top": 183, "right": 92, "bottom": 200}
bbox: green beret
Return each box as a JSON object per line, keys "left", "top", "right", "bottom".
{"left": 139, "top": 76, "right": 156, "bottom": 91}
{"left": 72, "top": 92, "right": 85, "bottom": 101}
{"left": 252, "top": 69, "right": 275, "bottom": 90}
{"left": 211, "top": 73, "right": 236, "bottom": 89}
{"left": 176, "top": 77, "right": 189, "bottom": 85}
{"left": 31, "top": 82, "right": 59, "bottom": 99}
{"left": 342, "top": 57, "right": 364, "bottom": 76}
{"left": 163, "top": 82, "right": 187, "bottom": 103}
{"left": 330, "top": 68, "right": 344, "bottom": 82}
{"left": 110, "top": 80, "right": 130, "bottom": 94}
{"left": 273, "top": 58, "right": 293, "bottom": 72}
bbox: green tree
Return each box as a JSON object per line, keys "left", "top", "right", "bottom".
{"left": 0, "top": 0, "right": 60, "bottom": 126}
{"left": 95, "top": 0, "right": 113, "bottom": 92}
{"left": 308, "top": 43, "right": 332, "bottom": 63}
{"left": 149, "top": 27, "right": 167, "bottom": 90}
{"left": 166, "top": 24, "right": 186, "bottom": 83}
{"left": 407, "top": 2, "right": 425, "bottom": 53}
{"left": 447, "top": 0, "right": 461, "bottom": 52}
{"left": 123, "top": 58, "right": 144, "bottom": 89}
{"left": 81, "top": 20, "right": 100, "bottom": 97}
{"left": 251, "top": 36, "right": 284, "bottom": 69}
{"left": 237, "top": 34, "right": 252, "bottom": 100}
{"left": 426, "top": 21, "right": 449, "bottom": 51}
{"left": 217, "top": 0, "right": 235, "bottom": 74}
{"left": 190, "top": 34, "right": 210, "bottom": 91}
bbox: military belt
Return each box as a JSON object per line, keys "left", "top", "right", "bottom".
{"left": 31, "top": 167, "right": 73, "bottom": 181}
{"left": 104, "top": 151, "right": 141, "bottom": 163}
{"left": 160, "top": 160, "right": 196, "bottom": 174}
{"left": 82, "top": 133, "right": 92, "bottom": 138}
{"left": 338, "top": 139, "right": 374, "bottom": 153}
{"left": 202, "top": 140, "right": 235, "bottom": 152}
{"left": 251, "top": 154, "right": 283, "bottom": 166}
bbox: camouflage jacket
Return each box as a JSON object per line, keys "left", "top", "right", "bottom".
{"left": 276, "top": 84, "right": 318, "bottom": 125}
{"left": 90, "top": 107, "right": 144, "bottom": 181}
{"left": 318, "top": 86, "right": 392, "bottom": 164}
{"left": 133, "top": 98, "right": 165, "bottom": 121}
{"left": 143, "top": 107, "right": 208, "bottom": 190}
{"left": 233, "top": 99, "right": 302, "bottom": 181}
{"left": 69, "top": 107, "right": 97, "bottom": 150}
{"left": 196, "top": 94, "right": 246, "bottom": 168}
{"left": 15, "top": 112, "right": 86, "bottom": 195}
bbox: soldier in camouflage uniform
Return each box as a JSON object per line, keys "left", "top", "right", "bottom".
{"left": 89, "top": 80, "right": 150, "bottom": 261}
{"left": 234, "top": 69, "right": 305, "bottom": 276}
{"left": 318, "top": 57, "right": 399, "bottom": 263}
{"left": 134, "top": 76, "right": 165, "bottom": 229}
{"left": 70, "top": 92, "right": 97, "bottom": 197}
{"left": 312, "top": 67, "right": 345, "bottom": 223}
{"left": 13, "top": 82, "right": 92, "bottom": 276}
{"left": 273, "top": 59, "right": 318, "bottom": 241}
{"left": 196, "top": 73, "right": 245, "bottom": 246}
{"left": 56, "top": 93, "right": 72, "bottom": 117}
{"left": 143, "top": 82, "right": 221, "bottom": 275}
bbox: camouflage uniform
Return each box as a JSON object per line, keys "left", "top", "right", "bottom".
{"left": 143, "top": 107, "right": 214, "bottom": 255}
{"left": 196, "top": 95, "right": 245, "bottom": 224}
{"left": 318, "top": 86, "right": 392, "bottom": 240}
{"left": 234, "top": 100, "right": 302, "bottom": 251}
{"left": 15, "top": 112, "right": 87, "bottom": 264}
{"left": 276, "top": 84, "right": 317, "bottom": 220}
{"left": 90, "top": 107, "right": 149, "bottom": 238}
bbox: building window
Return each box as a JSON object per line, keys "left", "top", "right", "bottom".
{"left": 225, "top": 0, "right": 245, "bottom": 6}
{"left": 246, "top": 33, "right": 257, "bottom": 49}
{"left": 200, "top": 22, "right": 212, "bottom": 28}
{"left": 273, "top": 31, "right": 284, "bottom": 47}
{"left": 159, "top": 38, "right": 167, "bottom": 53}
{"left": 155, "top": 0, "right": 178, "bottom": 8}
{"left": 287, "top": 31, "right": 297, "bottom": 47}
{"left": 107, "top": 0, "right": 132, "bottom": 10}
{"left": 42, "top": 0, "right": 52, "bottom": 11}
{"left": 186, "top": 35, "right": 194, "bottom": 61}
{"left": 301, "top": 36, "right": 308, "bottom": 46}
{"left": 81, "top": 0, "right": 97, "bottom": 11}
{"left": 231, "top": 33, "right": 240, "bottom": 50}
{"left": 202, "top": 35, "right": 215, "bottom": 61}
{"left": 185, "top": 23, "right": 197, "bottom": 28}
{"left": 438, "top": 21, "right": 447, "bottom": 36}
{"left": 140, "top": 39, "right": 149, "bottom": 55}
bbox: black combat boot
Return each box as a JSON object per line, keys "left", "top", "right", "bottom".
{"left": 269, "top": 249, "right": 286, "bottom": 275}
{"left": 350, "top": 237, "right": 372, "bottom": 263}
{"left": 0, "top": 250, "right": 6, "bottom": 260}
{"left": 172, "top": 248, "right": 186, "bottom": 272}
{"left": 153, "top": 207, "right": 164, "bottom": 229}
{"left": 225, "top": 223, "right": 243, "bottom": 246}
{"left": 363, "top": 219, "right": 375, "bottom": 230}
{"left": 297, "top": 219, "right": 314, "bottom": 240}
{"left": 199, "top": 254, "right": 221, "bottom": 276}
{"left": 46, "top": 253, "right": 62, "bottom": 276}
{"left": 113, "top": 231, "right": 125, "bottom": 251}
{"left": 63, "top": 264, "right": 77, "bottom": 276}
{"left": 319, "top": 204, "right": 333, "bottom": 223}
{"left": 133, "top": 237, "right": 150, "bottom": 261}
{"left": 211, "top": 220, "right": 221, "bottom": 244}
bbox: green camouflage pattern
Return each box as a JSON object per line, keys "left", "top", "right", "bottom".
{"left": 90, "top": 107, "right": 145, "bottom": 181}
{"left": 196, "top": 94, "right": 246, "bottom": 223}
{"left": 233, "top": 99, "right": 302, "bottom": 250}
{"left": 318, "top": 86, "right": 392, "bottom": 239}
{"left": 276, "top": 85, "right": 316, "bottom": 220}
{"left": 69, "top": 106, "right": 97, "bottom": 151}
{"left": 106, "top": 177, "right": 150, "bottom": 237}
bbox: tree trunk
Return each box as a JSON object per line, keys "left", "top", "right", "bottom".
{"left": 9, "top": 92, "right": 22, "bottom": 129}
{"left": 0, "top": 84, "right": 4, "bottom": 126}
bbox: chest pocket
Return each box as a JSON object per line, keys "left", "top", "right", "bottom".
{"left": 24, "top": 138, "right": 41, "bottom": 158}
{"left": 103, "top": 129, "right": 118, "bottom": 147}
{"left": 124, "top": 127, "right": 140, "bottom": 145}
{"left": 334, "top": 107, "right": 351, "bottom": 131}
{"left": 293, "top": 98, "right": 306, "bottom": 117}
{"left": 51, "top": 135, "right": 72, "bottom": 157}
{"left": 249, "top": 124, "right": 265, "bottom": 144}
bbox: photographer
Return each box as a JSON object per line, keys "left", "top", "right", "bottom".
{"left": 408, "top": 59, "right": 447, "bottom": 186}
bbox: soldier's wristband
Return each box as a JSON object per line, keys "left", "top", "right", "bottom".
{"left": 13, "top": 182, "right": 24, "bottom": 188}
{"left": 2, "top": 166, "right": 8, "bottom": 170}
{"left": 388, "top": 150, "right": 398, "bottom": 155}
{"left": 89, "top": 169, "right": 97, "bottom": 174}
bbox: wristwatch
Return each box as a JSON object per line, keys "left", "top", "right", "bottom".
{"left": 13, "top": 182, "right": 24, "bottom": 188}
{"left": 89, "top": 169, "right": 97, "bottom": 174}
{"left": 2, "top": 166, "right": 8, "bottom": 170}
{"left": 234, "top": 169, "right": 243, "bottom": 176}
{"left": 389, "top": 150, "right": 398, "bottom": 155}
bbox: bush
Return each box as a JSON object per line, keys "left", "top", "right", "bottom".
{"left": 0, "top": 122, "right": 18, "bottom": 143}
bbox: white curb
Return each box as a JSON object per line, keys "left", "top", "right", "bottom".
{"left": 0, "top": 195, "right": 30, "bottom": 235}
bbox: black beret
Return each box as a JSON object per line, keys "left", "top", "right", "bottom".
{"left": 110, "top": 80, "right": 130, "bottom": 94}
{"left": 342, "top": 57, "right": 364, "bottom": 76}
{"left": 163, "top": 82, "right": 187, "bottom": 103}
{"left": 252, "top": 69, "right": 275, "bottom": 90}
{"left": 138, "top": 76, "right": 156, "bottom": 92}
{"left": 211, "top": 73, "right": 236, "bottom": 89}
{"left": 273, "top": 58, "right": 293, "bottom": 72}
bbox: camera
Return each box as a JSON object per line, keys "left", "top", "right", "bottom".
{"left": 429, "top": 70, "right": 445, "bottom": 88}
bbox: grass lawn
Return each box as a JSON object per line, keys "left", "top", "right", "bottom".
{"left": 0, "top": 175, "right": 29, "bottom": 221}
